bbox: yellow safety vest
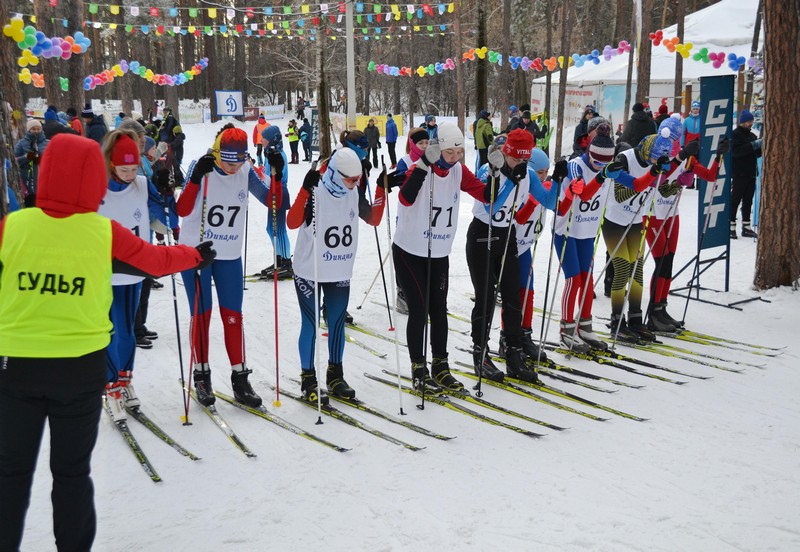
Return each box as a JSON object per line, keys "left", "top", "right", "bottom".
{"left": 0, "top": 208, "right": 113, "bottom": 358}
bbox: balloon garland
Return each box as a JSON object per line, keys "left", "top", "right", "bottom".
{"left": 3, "top": 18, "right": 91, "bottom": 68}
{"left": 16, "top": 57, "right": 208, "bottom": 91}
{"left": 649, "top": 30, "right": 762, "bottom": 73}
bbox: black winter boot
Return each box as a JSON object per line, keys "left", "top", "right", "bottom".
{"left": 646, "top": 303, "right": 677, "bottom": 333}
{"left": 472, "top": 344, "right": 505, "bottom": 382}
{"left": 730, "top": 220, "right": 738, "bottom": 239}
{"left": 300, "top": 371, "right": 329, "bottom": 405}
{"left": 628, "top": 312, "right": 656, "bottom": 342}
{"left": 326, "top": 362, "right": 356, "bottom": 399}
{"left": 504, "top": 346, "right": 539, "bottom": 383}
{"left": 521, "top": 329, "right": 548, "bottom": 363}
{"left": 431, "top": 357, "right": 466, "bottom": 393}
{"left": 231, "top": 367, "right": 262, "bottom": 407}
{"left": 660, "top": 301, "right": 684, "bottom": 328}
{"left": 741, "top": 223, "right": 757, "bottom": 238}
{"left": 411, "top": 363, "right": 443, "bottom": 394}
{"left": 193, "top": 365, "right": 215, "bottom": 406}
{"left": 608, "top": 314, "right": 640, "bottom": 343}
{"left": 578, "top": 318, "right": 608, "bottom": 351}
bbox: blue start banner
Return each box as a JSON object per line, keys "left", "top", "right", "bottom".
{"left": 697, "top": 75, "right": 734, "bottom": 251}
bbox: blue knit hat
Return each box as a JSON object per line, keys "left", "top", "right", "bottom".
{"left": 527, "top": 148, "right": 550, "bottom": 171}
{"left": 144, "top": 136, "right": 156, "bottom": 153}
{"left": 691, "top": 100, "right": 700, "bottom": 110}
{"left": 739, "top": 110, "right": 754, "bottom": 124}
{"left": 44, "top": 109, "right": 59, "bottom": 122}
{"left": 424, "top": 114, "right": 436, "bottom": 123}
{"left": 261, "top": 125, "right": 283, "bottom": 151}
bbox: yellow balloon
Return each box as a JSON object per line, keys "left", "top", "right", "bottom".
{"left": 145, "top": 69, "right": 154, "bottom": 80}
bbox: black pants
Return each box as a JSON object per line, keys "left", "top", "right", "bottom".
{"left": 0, "top": 353, "right": 106, "bottom": 552}
{"left": 730, "top": 174, "right": 756, "bottom": 223}
{"left": 368, "top": 146, "right": 379, "bottom": 168}
{"left": 134, "top": 277, "right": 152, "bottom": 339}
{"left": 392, "top": 244, "right": 450, "bottom": 363}
{"left": 302, "top": 140, "right": 312, "bottom": 161}
{"left": 289, "top": 141, "right": 299, "bottom": 164}
{"left": 465, "top": 218, "right": 522, "bottom": 347}
{"left": 387, "top": 142, "right": 397, "bottom": 166}
{"left": 478, "top": 148, "right": 489, "bottom": 169}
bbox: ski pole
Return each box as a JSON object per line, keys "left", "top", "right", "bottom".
{"left": 381, "top": 156, "right": 405, "bottom": 415}
{"left": 418, "top": 153, "right": 437, "bottom": 411}
{"left": 312, "top": 165, "right": 323, "bottom": 424}
{"left": 271, "top": 161, "right": 283, "bottom": 407}
{"left": 355, "top": 251, "right": 391, "bottom": 310}
{"left": 364, "top": 168, "right": 394, "bottom": 331}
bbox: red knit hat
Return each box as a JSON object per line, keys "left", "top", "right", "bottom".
{"left": 502, "top": 128, "right": 534, "bottom": 160}
{"left": 658, "top": 105, "right": 668, "bottom": 115}
{"left": 111, "top": 135, "right": 140, "bottom": 166}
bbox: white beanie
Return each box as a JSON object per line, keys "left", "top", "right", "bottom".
{"left": 335, "top": 148, "right": 363, "bottom": 178}
{"left": 437, "top": 123, "right": 465, "bottom": 150}
{"left": 27, "top": 119, "right": 42, "bottom": 131}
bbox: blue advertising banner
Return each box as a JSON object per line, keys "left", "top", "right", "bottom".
{"left": 697, "top": 75, "right": 734, "bottom": 251}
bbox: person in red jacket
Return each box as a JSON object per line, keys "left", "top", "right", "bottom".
{"left": 0, "top": 134, "right": 213, "bottom": 552}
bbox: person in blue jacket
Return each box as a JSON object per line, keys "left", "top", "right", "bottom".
{"left": 258, "top": 125, "right": 293, "bottom": 279}
{"left": 424, "top": 114, "right": 438, "bottom": 141}
{"left": 385, "top": 114, "right": 399, "bottom": 168}
{"left": 299, "top": 118, "right": 313, "bottom": 162}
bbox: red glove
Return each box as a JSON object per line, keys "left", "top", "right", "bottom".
{"left": 564, "top": 177, "right": 584, "bottom": 200}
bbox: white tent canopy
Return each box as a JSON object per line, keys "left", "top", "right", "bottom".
{"left": 530, "top": 0, "right": 761, "bottom": 140}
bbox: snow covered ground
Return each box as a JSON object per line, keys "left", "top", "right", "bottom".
{"left": 22, "top": 118, "right": 799, "bottom": 551}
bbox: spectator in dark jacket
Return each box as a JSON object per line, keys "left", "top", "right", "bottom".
{"left": 572, "top": 105, "right": 597, "bottom": 155}
{"left": 14, "top": 119, "right": 48, "bottom": 196}
{"left": 42, "top": 108, "right": 73, "bottom": 139}
{"left": 503, "top": 105, "right": 522, "bottom": 134}
{"left": 159, "top": 108, "right": 178, "bottom": 143}
{"left": 730, "top": 110, "right": 762, "bottom": 238}
{"left": 654, "top": 104, "right": 670, "bottom": 128}
{"left": 299, "top": 118, "right": 312, "bottom": 162}
{"left": 516, "top": 110, "right": 545, "bottom": 140}
{"left": 363, "top": 118, "right": 381, "bottom": 167}
{"left": 474, "top": 110, "right": 495, "bottom": 169}
{"left": 170, "top": 125, "right": 186, "bottom": 185}
{"left": 618, "top": 103, "right": 657, "bottom": 150}
{"left": 385, "top": 114, "right": 398, "bottom": 168}
{"left": 81, "top": 105, "right": 108, "bottom": 145}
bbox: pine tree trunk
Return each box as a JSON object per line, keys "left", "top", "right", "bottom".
{"left": 743, "top": 0, "right": 763, "bottom": 110}
{"left": 500, "top": 0, "right": 512, "bottom": 129}
{"left": 544, "top": 0, "right": 553, "bottom": 138}
{"left": 554, "top": 0, "right": 573, "bottom": 158}
{"left": 636, "top": 0, "right": 654, "bottom": 104}
{"left": 34, "top": 0, "right": 63, "bottom": 107}
{"left": 753, "top": 0, "right": 800, "bottom": 289}
{"left": 454, "top": 0, "right": 465, "bottom": 131}
{"left": 317, "top": 18, "right": 331, "bottom": 158}
{"left": 115, "top": 3, "right": 134, "bottom": 116}
{"left": 163, "top": 38, "right": 180, "bottom": 120}
{"left": 64, "top": 0, "right": 85, "bottom": 112}
{"left": 673, "top": 0, "right": 685, "bottom": 112}
{"left": 475, "top": 2, "right": 488, "bottom": 113}
{"left": 0, "top": 0, "right": 26, "bottom": 141}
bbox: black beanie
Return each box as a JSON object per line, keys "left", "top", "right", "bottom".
{"left": 632, "top": 103, "right": 645, "bottom": 113}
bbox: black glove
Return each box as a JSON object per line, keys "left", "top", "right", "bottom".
{"left": 387, "top": 169, "right": 406, "bottom": 191}
{"left": 190, "top": 154, "right": 216, "bottom": 184}
{"left": 361, "top": 158, "right": 372, "bottom": 175}
{"left": 26, "top": 151, "right": 38, "bottom": 161}
{"left": 302, "top": 169, "right": 321, "bottom": 192}
{"left": 511, "top": 162, "right": 528, "bottom": 182}
{"left": 716, "top": 137, "right": 731, "bottom": 158}
{"left": 650, "top": 155, "right": 671, "bottom": 176}
{"left": 551, "top": 159, "right": 568, "bottom": 183}
{"left": 156, "top": 168, "right": 172, "bottom": 195}
{"left": 195, "top": 241, "right": 216, "bottom": 270}
{"left": 267, "top": 150, "right": 284, "bottom": 175}
{"left": 679, "top": 139, "right": 700, "bottom": 160}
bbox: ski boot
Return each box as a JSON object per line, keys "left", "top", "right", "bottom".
{"left": 143, "top": 328, "right": 158, "bottom": 340}
{"left": 500, "top": 330, "right": 548, "bottom": 366}
{"left": 646, "top": 303, "right": 677, "bottom": 333}
{"left": 628, "top": 312, "right": 657, "bottom": 342}
{"left": 193, "top": 364, "right": 216, "bottom": 407}
{"left": 300, "top": 371, "right": 329, "bottom": 405}
{"left": 608, "top": 314, "right": 640, "bottom": 344}
{"left": 135, "top": 335, "right": 153, "bottom": 349}
{"left": 326, "top": 362, "right": 356, "bottom": 399}
{"left": 275, "top": 259, "right": 295, "bottom": 280}
{"left": 411, "top": 362, "right": 443, "bottom": 394}
{"left": 118, "top": 370, "right": 141, "bottom": 409}
{"left": 396, "top": 288, "right": 409, "bottom": 315}
{"left": 729, "top": 221, "right": 738, "bottom": 240}
{"left": 559, "top": 320, "right": 592, "bottom": 354}
{"left": 660, "top": 301, "right": 684, "bottom": 329}
{"left": 321, "top": 302, "right": 354, "bottom": 325}
{"left": 431, "top": 357, "right": 466, "bottom": 392}
{"left": 472, "top": 344, "right": 505, "bottom": 382}
{"left": 231, "top": 366, "right": 262, "bottom": 407}
{"left": 504, "top": 346, "right": 539, "bottom": 383}
{"left": 741, "top": 223, "right": 757, "bottom": 238}
{"left": 578, "top": 318, "right": 609, "bottom": 351}
{"left": 105, "top": 382, "right": 127, "bottom": 423}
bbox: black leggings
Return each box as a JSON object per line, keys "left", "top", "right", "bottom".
{"left": 730, "top": 175, "right": 756, "bottom": 223}
{"left": 465, "top": 218, "right": 522, "bottom": 347}
{"left": 392, "top": 244, "right": 450, "bottom": 363}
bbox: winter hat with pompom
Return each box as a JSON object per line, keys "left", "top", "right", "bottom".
{"left": 588, "top": 134, "right": 616, "bottom": 165}
{"left": 111, "top": 135, "right": 141, "bottom": 167}
{"left": 658, "top": 116, "right": 683, "bottom": 142}
{"left": 638, "top": 131, "right": 673, "bottom": 164}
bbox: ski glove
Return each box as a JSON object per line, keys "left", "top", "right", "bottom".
{"left": 511, "top": 162, "right": 528, "bottom": 182}
{"left": 190, "top": 154, "right": 216, "bottom": 185}
{"left": 551, "top": 159, "right": 569, "bottom": 183}
{"left": 362, "top": 158, "right": 373, "bottom": 175}
{"left": 156, "top": 169, "right": 172, "bottom": 195}
{"left": 302, "top": 169, "right": 321, "bottom": 192}
{"left": 422, "top": 143, "right": 441, "bottom": 166}
{"left": 650, "top": 155, "right": 671, "bottom": 176}
{"left": 563, "top": 178, "right": 584, "bottom": 201}
{"left": 195, "top": 241, "right": 217, "bottom": 270}
{"left": 679, "top": 139, "right": 700, "bottom": 161}
{"left": 597, "top": 160, "right": 624, "bottom": 183}
{"left": 752, "top": 138, "right": 762, "bottom": 151}
{"left": 715, "top": 137, "right": 731, "bottom": 158}
{"left": 25, "top": 151, "right": 39, "bottom": 161}
{"left": 267, "top": 150, "right": 285, "bottom": 175}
